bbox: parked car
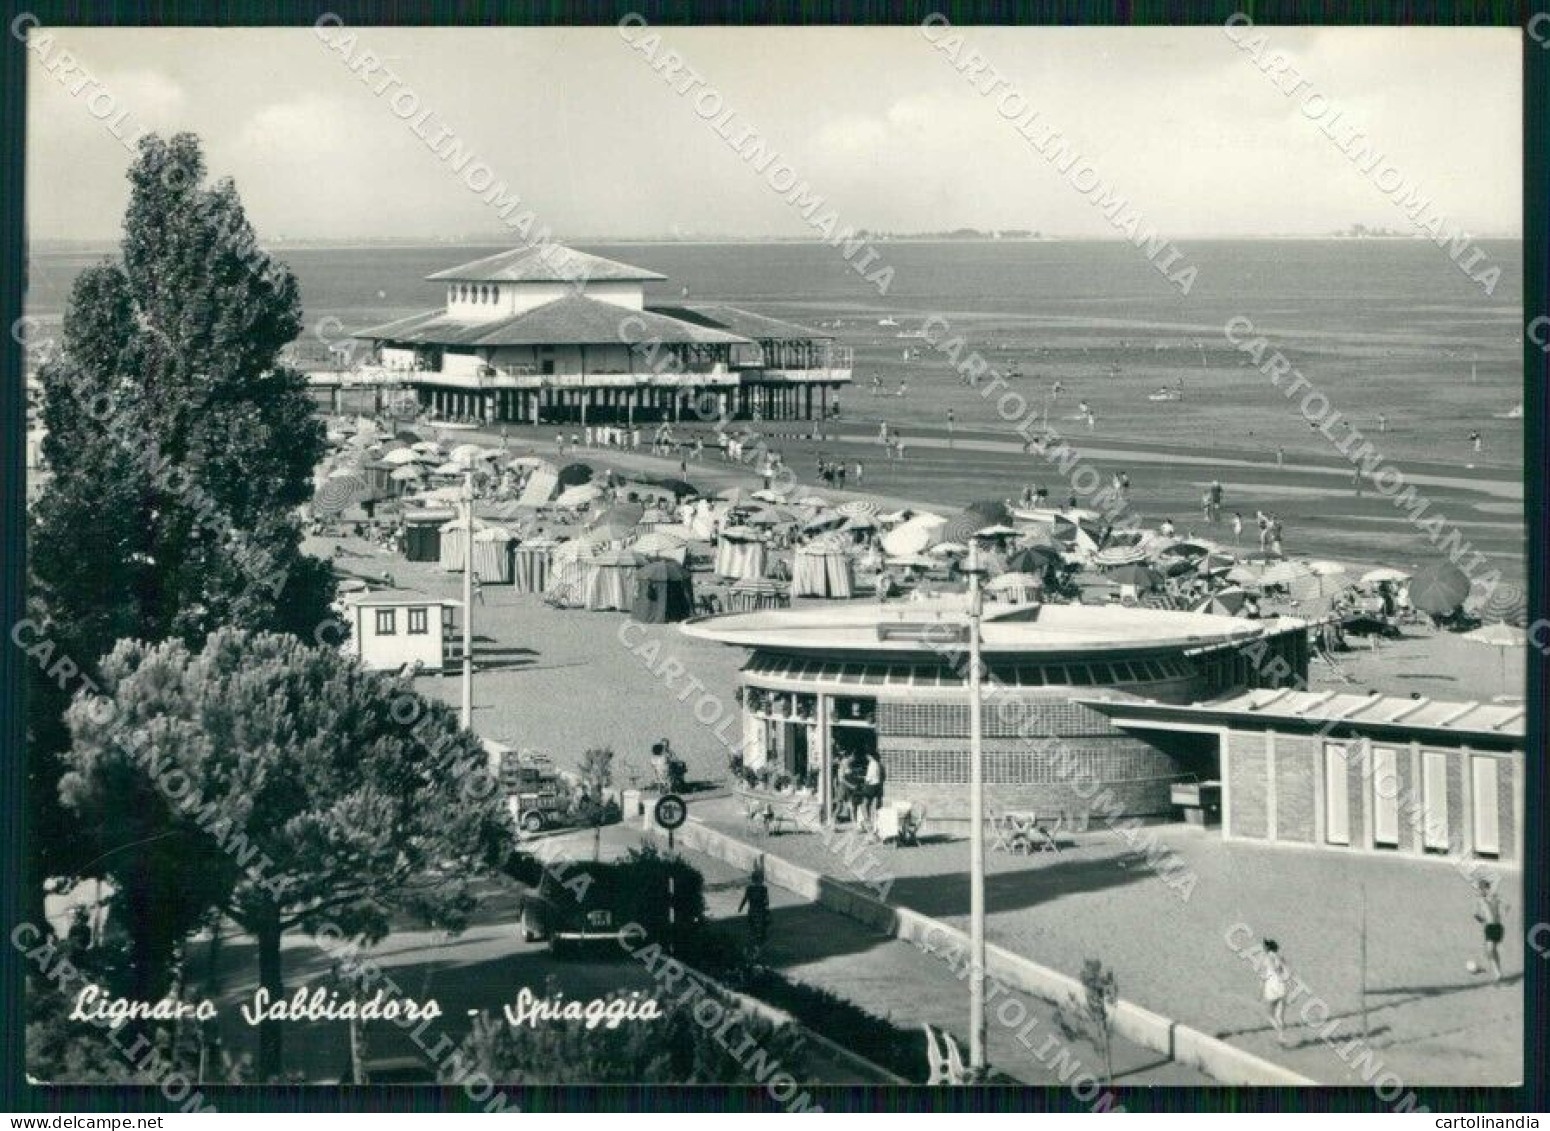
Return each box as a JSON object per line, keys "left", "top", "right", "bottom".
{"left": 519, "top": 862, "right": 633, "bottom": 955}
{"left": 517, "top": 853, "right": 705, "bottom": 957}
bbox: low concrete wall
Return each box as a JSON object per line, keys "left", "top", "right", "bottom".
{"left": 666, "top": 819, "right": 1313, "bottom": 1087}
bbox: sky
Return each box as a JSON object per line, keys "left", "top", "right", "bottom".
{"left": 23, "top": 23, "right": 1522, "bottom": 244}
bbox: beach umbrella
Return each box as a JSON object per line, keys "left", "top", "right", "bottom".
{"left": 888, "top": 554, "right": 936, "bottom": 571}
{"left": 1361, "top": 567, "right": 1411, "bottom": 585}
{"left": 877, "top": 509, "right": 912, "bottom": 525}
{"left": 506, "top": 456, "right": 549, "bottom": 470}
{"left": 803, "top": 511, "right": 847, "bottom": 533}
{"left": 1094, "top": 543, "right": 1148, "bottom": 567}
{"left": 796, "top": 495, "right": 829, "bottom": 508}
{"left": 941, "top": 514, "right": 984, "bottom": 544}
{"left": 314, "top": 472, "right": 369, "bottom": 516}
{"left": 381, "top": 448, "right": 425, "bottom": 466}
{"left": 1306, "top": 560, "right": 1348, "bottom": 577}
{"left": 1463, "top": 621, "right": 1526, "bottom": 692}
{"left": 928, "top": 541, "right": 969, "bottom": 556}
{"left": 1103, "top": 564, "right": 1162, "bottom": 591}
{"left": 1194, "top": 552, "right": 1236, "bottom": 576}
{"left": 748, "top": 507, "right": 793, "bottom": 527}
{"left": 389, "top": 466, "right": 425, "bottom": 482}
{"left": 411, "top": 441, "right": 443, "bottom": 453}
{"left": 1193, "top": 587, "right": 1251, "bottom": 616}
{"left": 448, "top": 443, "right": 486, "bottom": 462}
{"left": 1225, "top": 564, "right": 1261, "bottom": 585}
{"left": 751, "top": 488, "right": 785, "bottom": 503}
{"left": 1008, "top": 546, "right": 1062, "bottom": 574}
{"left": 1472, "top": 579, "right": 1527, "bottom": 625}
{"left": 837, "top": 499, "right": 880, "bottom": 519}
{"left": 1160, "top": 540, "right": 1212, "bottom": 559}
{"left": 630, "top": 530, "right": 689, "bottom": 562}
{"left": 973, "top": 524, "right": 1020, "bottom": 540}
{"left": 842, "top": 513, "right": 878, "bottom": 531}
{"left": 1409, "top": 561, "right": 1470, "bottom": 616}
{"left": 1162, "top": 557, "right": 1198, "bottom": 578}
{"left": 558, "top": 462, "right": 595, "bottom": 487}
{"left": 433, "top": 461, "right": 467, "bottom": 476}
{"left": 655, "top": 479, "right": 700, "bottom": 498}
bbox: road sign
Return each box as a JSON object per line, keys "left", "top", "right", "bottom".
{"left": 654, "top": 794, "right": 687, "bottom": 831}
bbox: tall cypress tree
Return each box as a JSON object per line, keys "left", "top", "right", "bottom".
{"left": 28, "top": 132, "right": 335, "bottom": 963}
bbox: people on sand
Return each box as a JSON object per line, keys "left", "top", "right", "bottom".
{"left": 1258, "top": 939, "right": 1292, "bottom": 1046}
{"left": 1474, "top": 876, "right": 1506, "bottom": 983}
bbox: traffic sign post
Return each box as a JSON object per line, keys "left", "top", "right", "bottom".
{"left": 654, "top": 793, "right": 687, "bottom": 854}
{"left": 653, "top": 795, "right": 687, "bottom": 955}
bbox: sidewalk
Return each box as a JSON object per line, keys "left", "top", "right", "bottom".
{"left": 601, "top": 821, "right": 1208, "bottom": 1085}
{"left": 687, "top": 796, "right": 1522, "bottom": 1087}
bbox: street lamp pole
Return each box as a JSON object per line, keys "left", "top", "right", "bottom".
{"left": 461, "top": 468, "right": 474, "bottom": 729}
{"left": 964, "top": 540, "right": 988, "bottom": 1077}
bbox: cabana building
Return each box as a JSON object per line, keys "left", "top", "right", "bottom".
{"left": 353, "top": 246, "right": 851, "bottom": 424}
{"left": 343, "top": 591, "right": 462, "bottom": 673}
{"left": 681, "top": 599, "right": 1309, "bottom": 824}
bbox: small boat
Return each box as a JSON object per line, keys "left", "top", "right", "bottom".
{"left": 877, "top": 317, "right": 899, "bottom": 327}
{"left": 1495, "top": 403, "right": 1523, "bottom": 419}
{"left": 1147, "top": 388, "right": 1182, "bottom": 402}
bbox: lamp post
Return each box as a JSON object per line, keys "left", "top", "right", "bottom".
{"left": 461, "top": 468, "right": 474, "bottom": 729}
{"left": 963, "top": 540, "right": 988, "bottom": 1078}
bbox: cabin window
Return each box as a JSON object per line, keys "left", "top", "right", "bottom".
{"left": 407, "top": 607, "right": 429, "bottom": 635}
{"left": 490, "top": 285, "right": 500, "bottom": 305}
{"left": 375, "top": 609, "right": 397, "bottom": 636}
{"left": 1371, "top": 745, "right": 1400, "bottom": 848}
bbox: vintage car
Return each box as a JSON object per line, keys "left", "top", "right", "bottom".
{"left": 518, "top": 862, "right": 632, "bottom": 954}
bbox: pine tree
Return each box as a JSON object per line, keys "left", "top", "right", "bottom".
{"left": 59, "top": 629, "right": 514, "bottom": 1081}
{"left": 28, "top": 133, "right": 335, "bottom": 943}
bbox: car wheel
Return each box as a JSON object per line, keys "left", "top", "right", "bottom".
{"left": 520, "top": 811, "right": 545, "bottom": 833}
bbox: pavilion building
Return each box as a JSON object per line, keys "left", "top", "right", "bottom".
{"left": 352, "top": 246, "right": 851, "bottom": 425}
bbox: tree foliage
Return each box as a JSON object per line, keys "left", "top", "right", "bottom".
{"left": 27, "top": 132, "right": 335, "bottom": 916}
{"left": 58, "top": 628, "right": 515, "bottom": 1077}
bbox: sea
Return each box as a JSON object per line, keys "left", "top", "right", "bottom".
{"left": 26, "top": 237, "right": 1523, "bottom": 472}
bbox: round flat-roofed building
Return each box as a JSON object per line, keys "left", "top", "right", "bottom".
{"left": 681, "top": 598, "right": 1310, "bottom": 823}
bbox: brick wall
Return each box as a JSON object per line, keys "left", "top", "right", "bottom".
{"left": 1227, "top": 729, "right": 1267, "bottom": 839}
{"left": 1272, "top": 736, "right": 1315, "bottom": 843}
{"left": 1392, "top": 748, "right": 1415, "bottom": 853}
{"left": 1345, "top": 742, "right": 1366, "bottom": 849}
{"left": 1495, "top": 757, "right": 1516, "bottom": 861}
{"left": 1445, "top": 751, "right": 1465, "bottom": 852}
{"left": 871, "top": 691, "right": 1182, "bottom": 819}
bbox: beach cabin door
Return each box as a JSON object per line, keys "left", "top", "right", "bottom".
{"left": 1323, "top": 742, "right": 1351, "bottom": 846}
{"left": 1471, "top": 757, "right": 1500, "bottom": 856}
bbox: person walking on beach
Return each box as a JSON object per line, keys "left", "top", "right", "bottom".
{"left": 1469, "top": 430, "right": 1482, "bottom": 454}
{"left": 1473, "top": 876, "right": 1506, "bottom": 983}
{"left": 471, "top": 572, "right": 485, "bottom": 605}
{"left": 946, "top": 409, "right": 955, "bottom": 448}
{"left": 1377, "top": 414, "right": 1387, "bottom": 434}
{"left": 1276, "top": 446, "right": 1284, "bottom": 468}
{"left": 1232, "top": 511, "right": 1244, "bottom": 545}
{"left": 854, "top": 461, "right": 864, "bottom": 485}
{"left": 1257, "top": 939, "right": 1292, "bottom": 1046}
